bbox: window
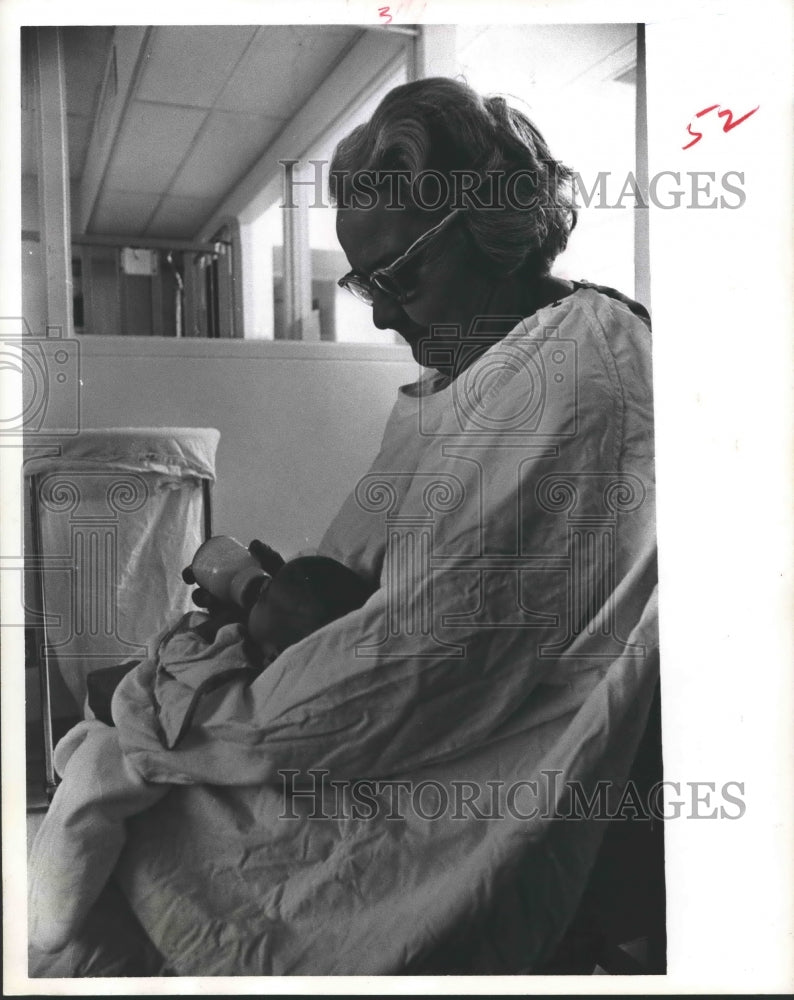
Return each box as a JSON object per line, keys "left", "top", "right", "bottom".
{"left": 70, "top": 227, "right": 240, "bottom": 337}
{"left": 455, "top": 24, "right": 639, "bottom": 296}
{"left": 239, "top": 26, "right": 642, "bottom": 341}
{"left": 240, "top": 57, "right": 409, "bottom": 343}
{"left": 303, "top": 59, "right": 408, "bottom": 345}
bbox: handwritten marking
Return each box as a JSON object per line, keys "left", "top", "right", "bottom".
{"left": 683, "top": 104, "right": 760, "bottom": 149}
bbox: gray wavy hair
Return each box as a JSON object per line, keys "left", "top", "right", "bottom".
{"left": 329, "top": 77, "right": 577, "bottom": 279}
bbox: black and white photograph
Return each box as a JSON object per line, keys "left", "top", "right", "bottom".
{"left": 1, "top": 0, "right": 791, "bottom": 992}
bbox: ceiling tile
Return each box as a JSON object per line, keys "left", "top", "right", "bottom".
{"left": 169, "top": 110, "right": 284, "bottom": 199}
{"left": 103, "top": 101, "right": 207, "bottom": 193}
{"left": 215, "top": 26, "right": 358, "bottom": 117}
{"left": 136, "top": 25, "right": 258, "bottom": 110}
{"left": 91, "top": 189, "right": 162, "bottom": 236}
{"left": 144, "top": 195, "right": 217, "bottom": 239}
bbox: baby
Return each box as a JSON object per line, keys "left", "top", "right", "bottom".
{"left": 30, "top": 553, "right": 375, "bottom": 954}
{"left": 246, "top": 554, "right": 376, "bottom": 664}
{"left": 87, "top": 552, "right": 375, "bottom": 725}
{"left": 161, "top": 556, "right": 377, "bottom": 748}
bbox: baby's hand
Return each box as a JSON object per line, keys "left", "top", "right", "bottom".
{"left": 181, "top": 539, "right": 285, "bottom": 620}
{"left": 247, "top": 539, "right": 286, "bottom": 576}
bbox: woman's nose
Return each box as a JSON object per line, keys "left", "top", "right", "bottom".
{"left": 371, "top": 288, "right": 406, "bottom": 331}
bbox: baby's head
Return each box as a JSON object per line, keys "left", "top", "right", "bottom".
{"left": 247, "top": 556, "right": 375, "bottom": 659}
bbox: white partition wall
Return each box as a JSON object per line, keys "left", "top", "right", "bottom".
{"left": 73, "top": 337, "right": 419, "bottom": 557}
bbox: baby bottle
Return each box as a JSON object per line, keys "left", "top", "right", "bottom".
{"left": 189, "top": 536, "right": 269, "bottom": 610}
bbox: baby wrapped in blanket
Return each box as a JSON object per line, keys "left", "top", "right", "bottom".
{"left": 28, "top": 555, "right": 375, "bottom": 953}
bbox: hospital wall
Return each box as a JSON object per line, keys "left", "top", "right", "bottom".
{"left": 74, "top": 337, "right": 419, "bottom": 556}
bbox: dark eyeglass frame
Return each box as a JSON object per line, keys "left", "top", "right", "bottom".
{"left": 337, "top": 209, "right": 463, "bottom": 307}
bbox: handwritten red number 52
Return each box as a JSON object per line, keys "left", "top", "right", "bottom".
{"left": 683, "top": 103, "right": 759, "bottom": 150}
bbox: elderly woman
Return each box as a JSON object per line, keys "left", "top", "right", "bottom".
{"left": 331, "top": 78, "right": 648, "bottom": 375}
{"left": 334, "top": 79, "right": 579, "bottom": 369}
{"left": 30, "top": 78, "right": 658, "bottom": 976}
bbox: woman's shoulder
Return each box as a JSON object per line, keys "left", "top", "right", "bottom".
{"left": 569, "top": 280, "right": 652, "bottom": 331}
{"left": 513, "top": 280, "right": 654, "bottom": 419}
{"left": 514, "top": 280, "right": 651, "bottom": 358}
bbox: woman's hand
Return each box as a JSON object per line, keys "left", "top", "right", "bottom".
{"left": 181, "top": 539, "right": 286, "bottom": 623}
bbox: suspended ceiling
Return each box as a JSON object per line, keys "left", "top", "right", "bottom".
{"left": 22, "top": 24, "right": 636, "bottom": 243}
{"left": 23, "top": 25, "right": 365, "bottom": 240}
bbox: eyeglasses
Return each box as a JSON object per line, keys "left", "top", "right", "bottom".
{"left": 337, "top": 209, "right": 462, "bottom": 307}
